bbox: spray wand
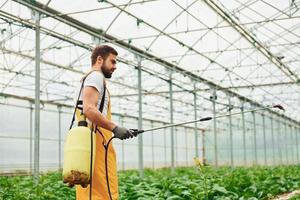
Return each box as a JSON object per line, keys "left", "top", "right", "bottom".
{"left": 105, "top": 104, "right": 284, "bottom": 200}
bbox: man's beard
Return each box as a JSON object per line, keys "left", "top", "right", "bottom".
{"left": 101, "top": 64, "right": 112, "bottom": 78}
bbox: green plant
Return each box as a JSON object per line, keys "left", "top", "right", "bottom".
{"left": 194, "top": 157, "right": 209, "bottom": 199}
{"left": 1, "top": 165, "right": 300, "bottom": 199}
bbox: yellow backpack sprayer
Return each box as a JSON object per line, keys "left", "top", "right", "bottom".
{"left": 63, "top": 119, "right": 95, "bottom": 188}
{"left": 63, "top": 72, "right": 106, "bottom": 191}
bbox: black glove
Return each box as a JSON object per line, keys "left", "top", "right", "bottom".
{"left": 112, "top": 126, "right": 134, "bottom": 140}
{"left": 129, "top": 129, "right": 143, "bottom": 136}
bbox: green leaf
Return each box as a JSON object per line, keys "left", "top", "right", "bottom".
{"left": 166, "top": 195, "right": 182, "bottom": 200}
{"left": 212, "top": 184, "right": 228, "bottom": 194}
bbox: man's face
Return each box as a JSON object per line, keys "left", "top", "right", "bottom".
{"left": 101, "top": 53, "right": 117, "bottom": 79}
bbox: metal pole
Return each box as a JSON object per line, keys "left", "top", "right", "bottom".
{"left": 278, "top": 119, "right": 283, "bottom": 165}
{"left": 151, "top": 121, "right": 154, "bottom": 169}
{"left": 293, "top": 125, "right": 296, "bottom": 164}
{"left": 262, "top": 113, "right": 267, "bottom": 165}
{"left": 202, "top": 130, "right": 206, "bottom": 165}
{"left": 228, "top": 97, "right": 233, "bottom": 167}
{"left": 211, "top": 90, "right": 218, "bottom": 166}
{"left": 163, "top": 126, "right": 167, "bottom": 167}
{"left": 289, "top": 124, "right": 292, "bottom": 165}
{"left": 241, "top": 105, "right": 247, "bottom": 166}
{"left": 292, "top": 124, "right": 296, "bottom": 164}
{"left": 251, "top": 110, "right": 257, "bottom": 165}
{"left": 185, "top": 127, "right": 188, "bottom": 166}
{"left": 34, "top": 11, "right": 40, "bottom": 182}
{"left": 120, "top": 116, "right": 125, "bottom": 170}
{"left": 169, "top": 70, "right": 175, "bottom": 172}
{"left": 296, "top": 126, "right": 300, "bottom": 164}
{"left": 193, "top": 83, "right": 199, "bottom": 158}
{"left": 284, "top": 122, "right": 289, "bottom": 164}
{"left": 29, "top": 103, "right": 33, "bottom": 173}
{"left": 58, "top": 106, "right": 62, "bottom": 170}
{"left": 289, "top": 124, "right": 295, "bottom": 164}
{"left": 175, "top": 128, "right": 178, "bottom": 167}
{"left": 137, "top": 56, "right": 143, "bottom": 177}
{"left": 270, "top": 116, "right": 275, "bottom": 165}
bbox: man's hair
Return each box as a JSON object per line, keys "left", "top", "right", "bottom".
{"left": 91, "top": 45, "right": 118, "bottom": 65}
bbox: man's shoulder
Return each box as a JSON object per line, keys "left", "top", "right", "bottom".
{"left": 85, "top": 70, "right": 104, "bottom": 82}
{"left": 88, "top": 70, "right": 104, "bottom": 78}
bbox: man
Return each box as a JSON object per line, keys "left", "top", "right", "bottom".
{"left": 75, "top": 45, "right": 135, "bottom": 200}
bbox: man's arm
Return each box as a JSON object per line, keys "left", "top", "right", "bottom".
{"left": 82, "top": 86, "right": 116, "bottom": 131}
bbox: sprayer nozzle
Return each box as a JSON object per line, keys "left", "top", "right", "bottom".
{"left": 130, "top": 129, "right": 144, "bottom": 136}
{"left": 273, "top": 104, "right": 285, "bottom": 111}
{"left": 199, "top": 117, "right": 213, "bottom": 121}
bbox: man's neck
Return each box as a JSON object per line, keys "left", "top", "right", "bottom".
{"left": 90, "top": 66, "right": 105, "bottom": 79}
{"left": 91, "top": 66, "right": 101, "bottom": 71}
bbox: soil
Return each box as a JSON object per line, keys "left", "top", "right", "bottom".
{"left": 271, "top": 190, "right": 300, "bottom": 200}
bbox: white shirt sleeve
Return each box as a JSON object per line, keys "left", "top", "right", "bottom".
{"left": 83, "top": 71, "right": 104, "bottom": 95}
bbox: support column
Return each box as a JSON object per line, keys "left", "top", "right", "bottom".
{"left": 295, "top": 125, "right": 299, "bottom": 164}
{"left": 262, "top": 113, "right": 267, "bottom": 165}
{"left": 163, "top": 125, "right": 167, "bottom": 167}
{"left": 289, "top": 124, "right": 295, "bottom": 164}
{"left": 228, "top": 97, "right": 233, "bottom": 167}
{"left": 185, "top": 127, "right": 188, "bottom": 166}
{"left": 251, "top": 110, "right": 257, "bottom": 165}
{"left": 34, "top": 11, "right": 41, "bottom": 182}
{"left": 58, "top": 106, "right": 62, "bottom": 170}
{"left": 202, "top": 130, "right": 206, "bottom": 165}
{"left": 120, "top": 116, "right": 125, "bottom": 170}
{"left": 211, "top": 89, "right": 218, "bottom": 166}
{"left": 241, "top": 104, "right": 247, "bottom": 166}
{"left": 284, "top": 122, "right": 289, "bottom": 164}
{"left": 278, "top": 119, "right": 283, "bottom": 165}
{"left": 270, "top": 116, "right": 275, "bottom": 165}
{"left": 193, "top": 83, "right": 199, "bottom": 158}
{"left": 169, "top": 70, "right": 174, "bottom": 172}
{"left": 136, "top": 55, "right": 143, "bottom": 177}
{"left": 151, "top": 121, "right": 154, "bottom": 169}
{"left": 175, "top": 128, "right": 178, "bottom": 167}
{"left": 29, "top": 102, "right": 33, "bottom": 173}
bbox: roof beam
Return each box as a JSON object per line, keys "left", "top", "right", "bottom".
{"left": 0, "top": 12, "right": 211, "bottom": 109}
{"left": 0, "top": 46, "right": 198, "bottom": 107}
{"left": 11, "top": 0, "right": 300, "bottom": 124}
{"left": 112, "top": 81, "right": 296, "bottom": 97}
{"left": 202, "top": 0, "right": 300, "bottom": 83}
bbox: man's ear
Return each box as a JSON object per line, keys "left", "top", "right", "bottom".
{"left": 96, "top": 56, "right": 103, "bottom": 65}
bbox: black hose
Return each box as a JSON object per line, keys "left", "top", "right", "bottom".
{"left": 104, "top": 137, "right": 115, "bottom": 200}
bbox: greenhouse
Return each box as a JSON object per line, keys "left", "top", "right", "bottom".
{"left": 1, "top": 0, "right": 300, "bottom": 199}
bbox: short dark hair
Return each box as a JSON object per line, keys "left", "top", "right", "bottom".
{"left": 91, "top": 45, "right": 118, "bottom": 65}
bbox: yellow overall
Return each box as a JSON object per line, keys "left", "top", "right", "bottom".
{"left": 75, "top": 86, "right": 119, "bottom": 200}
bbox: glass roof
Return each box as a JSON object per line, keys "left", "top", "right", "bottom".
{"left": 0, "top": 0, "right": 299, "bottom": 124}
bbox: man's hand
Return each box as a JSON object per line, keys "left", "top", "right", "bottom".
{"left": 129, "top": 129, "right": 143, "bottom": 136}
{"left": 112, "top": 126, "right": 135, "bottom": 140}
